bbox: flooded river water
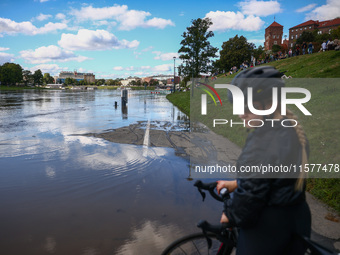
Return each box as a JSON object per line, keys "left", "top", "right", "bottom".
{"left": 0, "top": 89, "right": 221, "bottom": 255}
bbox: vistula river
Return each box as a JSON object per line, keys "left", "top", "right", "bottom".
{"left": 0, "top": 89, "right": 221, "bottom": 255}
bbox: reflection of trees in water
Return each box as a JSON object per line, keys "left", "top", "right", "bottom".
{"left": 115, "top": 220, "right": 183, "bottom": 255}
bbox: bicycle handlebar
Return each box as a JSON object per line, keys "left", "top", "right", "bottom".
{"left": 194, "top": 180, "right": 230, "bottom": 202}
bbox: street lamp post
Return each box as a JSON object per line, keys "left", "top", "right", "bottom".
{"left": 173, "top": 56, "right": 176, "bottom": 93}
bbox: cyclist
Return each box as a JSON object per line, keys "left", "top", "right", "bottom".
{"left": 216, "top": 66, "right": 311, "bottom": 255}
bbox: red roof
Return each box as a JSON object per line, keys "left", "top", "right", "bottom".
{"left": 290, "top": 20, "right": 318, "bottom": 30}
{"left": 319, "top": 18, "right": 340, "bottom": 28}
{"left": 268, "top": 21, "right": 283, "bottom": 27}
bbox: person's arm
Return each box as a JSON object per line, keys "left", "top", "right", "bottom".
{"left": 223, "top": 178, "right": 271, "bottom": 228}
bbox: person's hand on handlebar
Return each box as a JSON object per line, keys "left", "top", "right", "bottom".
{"left": 216, "top": 180, "right": 238, "bottom": 194}
{"left": 220, "top": 212, "right": 229, "bottom": 224}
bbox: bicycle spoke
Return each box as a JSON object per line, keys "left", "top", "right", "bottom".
{"left": 178, "top": 246, "right": 187, "bottom": 255}
{"left": 192, "top": 240, "right": 202, "bottom": 255}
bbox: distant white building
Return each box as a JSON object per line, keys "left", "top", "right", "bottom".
{"left": 121, "top": 76, "right": 141, "bottom": 86}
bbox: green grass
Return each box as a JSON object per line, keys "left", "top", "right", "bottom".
{"left": 267, "top": 51, "right": 340, "bottom": 78}
{"left": 167, "top": 51, "right": 340, "bottom": 213}
{"left": 166, "top": 91, "right": 191, "bottom": 116}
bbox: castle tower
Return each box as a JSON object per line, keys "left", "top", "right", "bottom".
{"left": 265, "top": 21, "right": 283, "bottom": 51}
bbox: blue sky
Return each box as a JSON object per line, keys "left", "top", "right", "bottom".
{"left": 0, "top": 0, "right": 339, "bottom": 79}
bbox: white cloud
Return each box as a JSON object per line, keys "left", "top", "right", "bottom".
{"left": 152, "top": 64, "right": 172, "bottom": 73}
{"left": 238, "top": 0, "right": 282, "bottom": 17}
{"left": 0, "top": 18, "right": 67, "bottom": 36}
{"left": 70, "top": 4, "right": 128, "bottom": 21}
{"left": 113, "top": 66, "right": 124, "bottom": 71}
{"left": 125, "top": 66, "right": 134, "bottom": 71}
{"left": 56, "top": 13, "right": 66, "bottom": 20}
{"left": 0, "top": 47, "right": 10, "bottom": 51}
{"left": 144, "top": 18, "right": 175, "bottom": 29}
{"left": 30, "top": 64, "right": 65, "bottom": 76}
{"left": 116, "top": 9, "right": 151, "bottom": 30}
{"left": 55, "top": 13, "right": 70, "bottom": 25}
{"left": 305, "top": 0, "right": 340, "bottom": 20}
{"left": 69, "top": 4, "right": 174, "bottom": 30}
{"left": 141, "top": 66, "right": 151, "bottom": 69}
{"left": 58, "top": 29, "right": 140, "bottom": 51}
{"left": 0, "top": 52, "right": 15, "bottom": 64}
{"left": 20, "top": 45, "right": 90, "bottom": 64}
{"left": 92, "top": 20, "right": 109, "bottom": 26}
{"left": 97, "top": 73, "right": 121, "bottom": 78}
{"left": 296, "top": 4, "right": 318, "bottom": 13}
{"left": 205, "top": 11, "right": 264, "bottom": 31}
{"left": 142, "top": 46, "right": 154, "bottom": 52}
{"left": 153, "top": 52, "right": 179, "bottom": 61}
{"left": 134, "top": 51, "right": 142, "bottom": 59}
{"left": 37, "top": 22, "right": 68, "bottom": 34}
{"left": 77, "top": 67, "right": 94, "bottom": 73}
{"left": 134, "top": 71, "right": 145, "bottom": 76}
{"left": 36, "top": 13, "right": 52, "bottom": 21}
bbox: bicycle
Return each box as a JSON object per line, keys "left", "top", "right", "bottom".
{"left": 161, "top": 180, "right": 339, "bottom": 255}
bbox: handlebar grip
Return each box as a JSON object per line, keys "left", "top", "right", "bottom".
{"left": 194, "top": 180, "right": 217, "bottom": 190}
{"left": 194, "top": 180, "right": 226, "bottom": 202}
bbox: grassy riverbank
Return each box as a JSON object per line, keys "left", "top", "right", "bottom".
{"left": 0, "top": 85, "right": 44, "bottom": 91}
{"left": 167, "top": 50, "right": 340, "bottom": 213}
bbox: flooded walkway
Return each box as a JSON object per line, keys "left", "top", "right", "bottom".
{"left": 0, "top": 89, "right": 229, "bottom": 255}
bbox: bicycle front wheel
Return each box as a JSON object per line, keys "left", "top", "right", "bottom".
{"left": 161, "top": 232, "right": 226, "bottom": 255}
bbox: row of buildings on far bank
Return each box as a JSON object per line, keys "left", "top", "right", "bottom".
{"left": 53, "top": 71, "right": 180, "bottom": 87}
{"left": 264, "top": 17, "right": 340, "bottom": 51}
{"left": 54, "top": 71, "right": 95, "bottom": 84}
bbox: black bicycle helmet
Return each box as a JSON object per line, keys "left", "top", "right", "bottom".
{"left": 229, "top": 66, "right": 284, "bottom": 104}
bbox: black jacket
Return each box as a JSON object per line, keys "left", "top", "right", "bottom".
{"left": 224, "top": 120, "right": 308, "bottom": 228}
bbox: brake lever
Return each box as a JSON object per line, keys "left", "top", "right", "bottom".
{"left": 197, "top": 187, "right": 206, "bottom": 202}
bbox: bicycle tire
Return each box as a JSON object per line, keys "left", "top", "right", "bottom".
{"left": 161, "top": 232, "right": 234, "bottom": 255}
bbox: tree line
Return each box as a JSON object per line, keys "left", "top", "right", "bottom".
{"left": 0, "top": 63, "right": 47, "bottom": 86}
{"left": 177, "top": 18, "right": 340, "bottom": 79}
{"left": 0, "top": 62, "right": 124, "bottom": 87}
{"left": 177, "top": 17, "right": 264, "bottom": 79}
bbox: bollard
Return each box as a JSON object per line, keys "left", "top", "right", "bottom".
{"left": 114, "top": 101, "right": 118, "bottom": 108}
{"left": 121, "top": 89, "right": 128, "bottom": 106}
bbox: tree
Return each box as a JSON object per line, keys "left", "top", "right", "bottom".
{"left": 105, "top": 79, "right": 114, "bottom": 86}
{"left": 330, "top": 26, "right": 340, "bottom": 40}
{"left": 178, "top": 18, "right": 218, "bottom": 78}
{"left": 65, "top": 77, "right": 76, "bottom": 85}
{"left": 271, "top": 44, "right": 282, "bottom": 54}
{"left": 296, "top": 31, "right": 315, "bottom": 45}
{"left": 22, "top": 70, "right": 33, "bottom": 86}
{"left": 219, "top": 35, "right": 255, "bottom": 71}
{"left": 0, "top": 62, "right": 23, "bottom": 86}
{"left": 252, "top": 45, "right": 265, "bottom": 61}
{"left": 96, "top": 79, "right": 105, "bottom": 85}
{"left": 149, "top": 79, "right": 159, "bottom": 86}
{"left": 33, "top": 69, "right": 43, "bottom": 85}
{"left": 43, "top": 73, "right": 54, "bottom": 84}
